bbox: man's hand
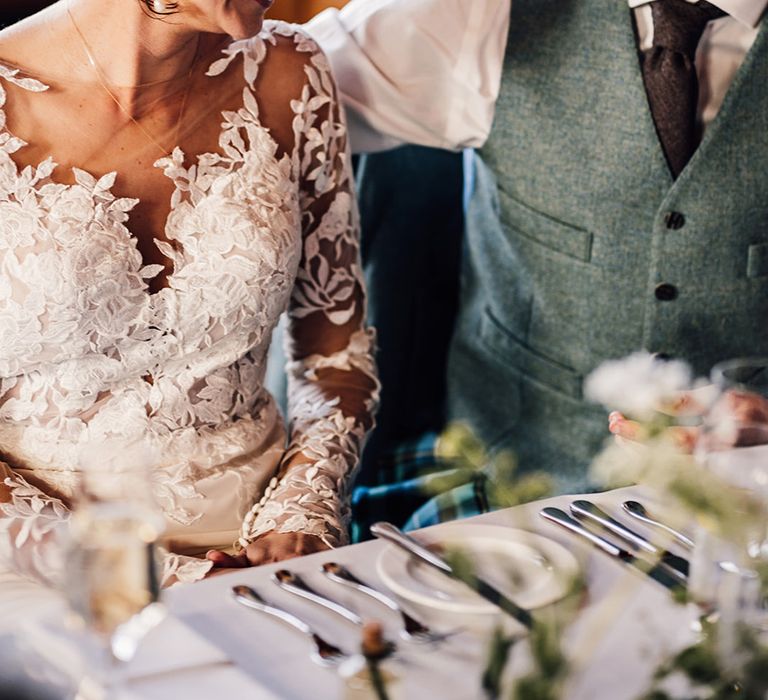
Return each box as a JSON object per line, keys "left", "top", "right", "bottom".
{"left": 203, "top": 531, "right": 331, "bottom": 578}
{"left": 609, "top": 410, "right": 698, "bottom": 451}
{"left": 721, "top": 390, "right": 768, "bottom": 426}
{"left": 609, "top": 389, "right": 768, "bottom": 453}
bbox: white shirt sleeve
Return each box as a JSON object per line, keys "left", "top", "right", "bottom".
{"left": 305, "top": 0, "right": 511, "bottom": 153}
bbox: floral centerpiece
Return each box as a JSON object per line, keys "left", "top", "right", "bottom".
{"left": 424, "top": 352, "right": 768, "bottom": 700}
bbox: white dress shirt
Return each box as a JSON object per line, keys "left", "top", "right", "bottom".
{"left": 306, "top": 0, "right": 767, "bottom": 153}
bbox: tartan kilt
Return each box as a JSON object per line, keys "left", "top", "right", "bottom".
{"left": 350, "top": 432, "right": 491, "bottom": 542}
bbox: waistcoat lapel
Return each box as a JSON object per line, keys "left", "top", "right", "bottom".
{"left": 671, "top": 16, "right": 768, "bottom": 189}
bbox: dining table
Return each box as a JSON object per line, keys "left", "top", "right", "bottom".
{"left": 1, "top": 485, "right": 702, "bottom": 700}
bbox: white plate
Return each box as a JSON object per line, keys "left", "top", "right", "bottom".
{"left": 376, "top": 523, "right": 579, "bottom": 615}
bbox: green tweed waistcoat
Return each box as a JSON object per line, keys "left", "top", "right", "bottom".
{"left": 446, "top": 0, "right": 768, "bottom": 491}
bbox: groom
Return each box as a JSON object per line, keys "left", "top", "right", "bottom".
{"left": 308, "top": 0, "right": 768, "bottom": 492}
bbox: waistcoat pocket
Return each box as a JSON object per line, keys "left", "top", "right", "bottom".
{"left": 498, "top": 188, "right": 594, "bottom": 262}
{"left": 479, "top": 307, "right": 584, "bottom": 399}
{"left": 747, "top": 242, "right": 768, "bottom": 278}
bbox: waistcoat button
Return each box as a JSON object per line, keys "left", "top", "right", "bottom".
{"left": 655, "top": 283, "right": 678, "bottom": 301}
{"left": 664, "top": 211, "right": 686, "bottom": 229}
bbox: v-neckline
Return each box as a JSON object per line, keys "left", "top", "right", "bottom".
{"left": 0, "top": 69, "right": 196, "bottom": 297}
{"left": 0, "top": 38, "right": 267, "bottom": 299}
{"left": 667, "top": 11, "right": 768, "bottom": 190}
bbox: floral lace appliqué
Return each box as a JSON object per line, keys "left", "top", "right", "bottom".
{"left": 0, "top": 22, "right": 378, "bottom": 585}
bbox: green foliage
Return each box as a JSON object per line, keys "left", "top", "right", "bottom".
{"left": 639, "top": 692, "right": 673, "bottom": 700}
{"left": 528, "top": 619, "right": 568, "bottom": 678}
{"left": 591, "top": 427, "right": 767, "bottom": 545}
{"left": 482, "top": 626, "right": 518, "bottom": 700}
{"left": 511, "top": 676, "right": 560, "bottom": 700}
{"left": 365, "top": 658, "right": 391, "bottom": 700}
{"left": 435, "top": 422, "right": 768, "bottom": 700}
{"left": 755, "top": 561, "right": 768, "bottom": 600}
{"left": 645, "top": 619, "right": 768, "bottom": 700}
{"left": 669, "top": 643, "right": 721, "bottom": 685}
{"left": 511, "top": 618, "right": 570, "bottom": 700}
{"left": 436, "top": 423, "right": 575, "bottom": 700}
{"left": 443, "top": 546, "right": 478, "bottom": 590}
{"left": 437, "top": 423, "right": 490, "bottom": 472}
{"left": 590, "top": 430, "right": 768, "bottom": 700}
{"left": 436, "top": 422, "right": 554, "bottom": 510}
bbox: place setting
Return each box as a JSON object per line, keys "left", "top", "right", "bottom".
{"left": 8, "top": 446, "right": 767, "bottom": 700}
{"left": 166, "top": 492, "right": 697, "bottom": 697}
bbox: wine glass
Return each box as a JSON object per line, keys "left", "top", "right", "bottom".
{"left": 707, "top": 358, "right": 768, "bottom": 556}
{"left": 63, "top": 442, "right": 166, "bottom": 697}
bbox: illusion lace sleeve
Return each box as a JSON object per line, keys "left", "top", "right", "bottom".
{"left": 0, "top": 463, "right": 70, "bottom": 585}
{"left": 238, "top": 33, "right": 379, "bottom": 549}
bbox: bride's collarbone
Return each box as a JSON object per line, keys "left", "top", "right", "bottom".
{"left": 0, "top": 26, "right": 307, "bottom": 178}
{"left": 4, "top": 93, "right": 228, "bottom": 202}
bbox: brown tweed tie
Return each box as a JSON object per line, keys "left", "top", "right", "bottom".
{"left": 641, "top": 0, "right": 726, "bottom": 178}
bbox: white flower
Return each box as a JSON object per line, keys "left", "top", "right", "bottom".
{"left": 584, "top": 351, "right": 692, "bottom": 421}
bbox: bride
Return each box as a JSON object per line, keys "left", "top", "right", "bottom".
{"left": 0, "top": 0, "right": 378, "bottom": 604}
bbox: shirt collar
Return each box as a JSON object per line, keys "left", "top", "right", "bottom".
{"left": 626, "top": 0, "right": 768, "bottom": 28}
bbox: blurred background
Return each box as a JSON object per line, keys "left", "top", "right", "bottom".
{"left": 0, "top": 1, "right": 349, "bottom": 28}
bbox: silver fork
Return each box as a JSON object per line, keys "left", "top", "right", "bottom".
{"left": 320, "top": 562, "right": 456, "bottom": 644}
{"left": 232, "top": 585, "right": 347, "bottom": 667}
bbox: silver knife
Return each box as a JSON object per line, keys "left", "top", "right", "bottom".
{"left": 569, "top": 500, "right": 689, "bottom": 582}
{"left": 370, "top": 521, "right": 534, "bottom": 629}
{"left": 540, "top": 507, "right": 685, "bottom": 591}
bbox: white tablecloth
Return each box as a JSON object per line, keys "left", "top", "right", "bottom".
{"left": 2, "top": 486, "right": 700, "bottom": 699}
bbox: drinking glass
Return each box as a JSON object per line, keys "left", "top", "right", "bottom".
{"left": 707, "top": 357, "right": 768, "bottom": 453}
{"left": 63, "top": 442, "right": 166, "bottom": 697}
{"left": 690, "top": 358, "right": 768, "bottom": 627}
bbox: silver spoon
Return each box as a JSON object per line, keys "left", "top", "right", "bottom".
{"left": 272, "top": 569, "right": 363, "bottom": 625}
{"left": 622, "top": 501, "right": 695, "bottom": 549}
{"left": 321, "top": 562, "right": 454, "bottom": 644}
{"left": 232, "top": 585, "right": 347, "bottom": 667}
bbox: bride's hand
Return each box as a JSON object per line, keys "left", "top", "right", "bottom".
{"left": 203, "top": 532, "right": 330, "bottom": 577}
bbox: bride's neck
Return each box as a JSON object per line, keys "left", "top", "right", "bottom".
{"left": 65, "top": 0, "right": 201, "bottom": 92}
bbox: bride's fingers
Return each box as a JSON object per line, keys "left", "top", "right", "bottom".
{"left": 206, "top": 550, "right": 248, "bottom": 568}
{"left": 204, "top": 566, "right": 242, "bottom": 578}
{"left": 243, "top": 544, "right": 270, "bottom": 567}
{"left": 242, "top": 533, "right": 330, "bottom": 566}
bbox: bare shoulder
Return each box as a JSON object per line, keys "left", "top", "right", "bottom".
{"left": 0, "top": 4, "right": 66, "bottom": 78}
{"left": 258, "top": 21, "right": 334, "bottom": 94}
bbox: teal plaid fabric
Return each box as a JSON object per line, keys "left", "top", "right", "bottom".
{"left": 350, "top": 433, "right": 491, "bottom": 542}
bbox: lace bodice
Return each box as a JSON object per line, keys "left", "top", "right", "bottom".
{"left": 0, "top": 23, "right": 378, "bottom": 585}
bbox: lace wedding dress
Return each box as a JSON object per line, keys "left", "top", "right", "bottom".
{"left": 0, "top": 22, "right": 378, "bottom": 597}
